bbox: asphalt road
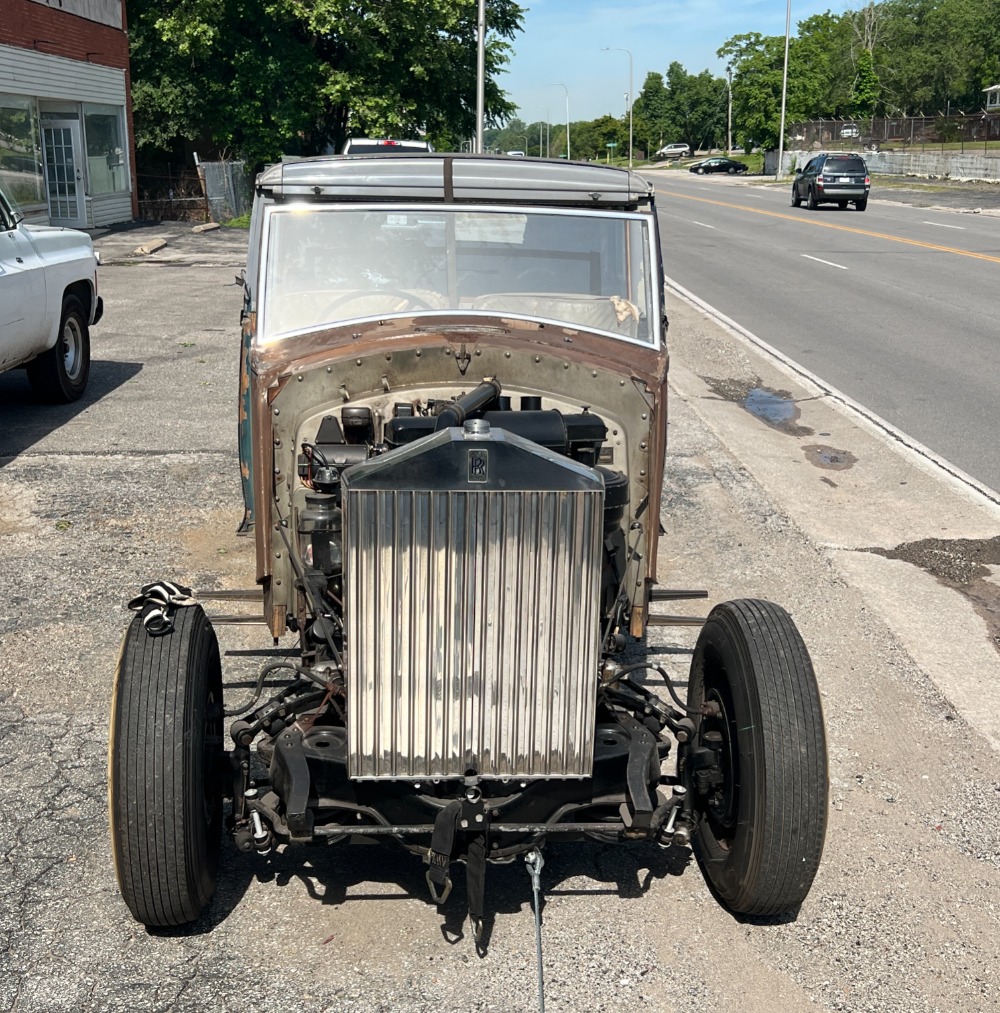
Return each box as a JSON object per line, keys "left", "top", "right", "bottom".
{"left": 649, "top": 169, "right": 1000, "bottom": 494}
{"left": 1, "top": 221, "right": 999, "bottom": 1012}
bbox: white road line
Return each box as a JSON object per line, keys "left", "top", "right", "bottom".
{"left": 664, "top": 274, "right": 1000, "bottom": 508}
{"left": 801, "top": 253, "right": 848, "bottom": 270}
{"left": 692, "top": 221, "right": 716, "bottom": 229}
{"left": 922, "top": 220, "right": 965, "bottom": 229}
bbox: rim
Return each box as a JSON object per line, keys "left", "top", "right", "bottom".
{"left": 61, "top": 315, "right": 84, "bottom": 382}
{"left": 697, "top": 658, "right": 740, "bottom": 850}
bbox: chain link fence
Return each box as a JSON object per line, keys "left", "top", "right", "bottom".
{"left": 199, "top": 160, "right": 251, "bottom": 222}
{"left": 789, "top": 113, "right": 1000, "bottom": 154}
{"left": 136, "top": 160, "right": 251, "bottom": 222}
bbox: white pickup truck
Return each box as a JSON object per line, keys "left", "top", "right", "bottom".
{"left": 0, "top": 185, "right": 102, "bottom": 402}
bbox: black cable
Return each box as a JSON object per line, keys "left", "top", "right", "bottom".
{"left": 225, "top": 660, "right": 297, "bottom": 716}
{"left": 608, "top": 662, "right": 702, "bottom": 716}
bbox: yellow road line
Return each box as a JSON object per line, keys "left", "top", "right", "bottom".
{"left": 658, "top": 190, "right": 1000, "bottom": 265}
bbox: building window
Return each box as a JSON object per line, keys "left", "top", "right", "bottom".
{"left": 84, "top": 104, "right": 128, "bottom": 194}
{"left": 0, "top": 94, "right": 44, "bottom": 208}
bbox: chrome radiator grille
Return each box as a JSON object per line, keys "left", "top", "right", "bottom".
{"left": 342, "top": 426, "right": 604, "bottom": 780}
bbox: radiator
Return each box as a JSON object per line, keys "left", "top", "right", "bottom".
{"left": 342, "top": 423, "right": 604, "bottom": 780}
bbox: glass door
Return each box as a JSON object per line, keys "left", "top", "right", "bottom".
{"left": 42, "top": 121, "right": 86, "bottom": 227}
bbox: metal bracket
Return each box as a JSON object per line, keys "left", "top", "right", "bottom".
{"left": 425, "top": 869, "right": 453, "bottom": 905}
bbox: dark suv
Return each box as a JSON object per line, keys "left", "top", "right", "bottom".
{"left": 792, "top": 153, "right": 869, "bottom": 211}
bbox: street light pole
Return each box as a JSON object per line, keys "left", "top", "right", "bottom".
{"left": 776, "top": 0, "right": 791, "bottom": 179}
{"left": 549, "top": 83, "right": 571, "bottom": 159}
{"left": 602, "top": 47, "right": 633, "bottom": 168}
{"left": 727, "top": 65, "right": 733, "bottom": 156}
{"left": 475, "top": 0, "right": 486, "bottom": 153}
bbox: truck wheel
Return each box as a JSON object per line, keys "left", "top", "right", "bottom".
{"left": 806, "top": 188, "right": 818, "bottom": 210}
{"left": 855, "top": 198, "right": 868, "bottom": 212}
{"left": 108, "top": 603, "right": 224, "bottom": 927}
{"left": 682, "top": 599, "right": 828, "bottom": 916}
{"left": 790, "top": 187, "right": 802, "bottom": 208}
{"left": 27, "top": 294, "right": 91, "bottom": 402}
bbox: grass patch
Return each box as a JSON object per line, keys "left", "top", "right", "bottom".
{"left": 222, "top": 213, "right": 251, "bottom": 229}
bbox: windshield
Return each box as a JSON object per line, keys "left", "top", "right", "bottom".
{"left": 260, "top": 204, "right": 656, "bottom": 345}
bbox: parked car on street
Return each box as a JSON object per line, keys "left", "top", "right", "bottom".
{"left": 655, "top": 142, "right": 690, "bottom": 159}
{"left": 839, "top": 124, "right": 861, "bottom": 138}
{"left": 688, "top": 157, "right": 748, "bottom": 175}
{"left": 341, "top": 138, "right": 433, "bottom": 154}
{"left": 108, "top": 154, "right": 829, "bottom": 942}
{"left": 791, "top": 152, "right": 870, "bottom": 211}
{"left": 0, "top": 184, "right": 102, "bottom": 401}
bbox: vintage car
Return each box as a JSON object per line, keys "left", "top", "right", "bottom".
{"left": 108, "top": 155, "right": 828, "bottom": 940}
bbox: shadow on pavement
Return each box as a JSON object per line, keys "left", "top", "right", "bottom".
{"left": 0, "top": 359, "right": 142, "bottom": 464}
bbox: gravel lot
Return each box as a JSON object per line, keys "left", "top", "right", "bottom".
{"left": 1, "top": 221, "right": 998, "bottom": 1012}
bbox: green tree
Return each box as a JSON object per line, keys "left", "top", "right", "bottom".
{"left": 128, "top": 0, "right": 526, "bottom": 166}
{"left": 717, "top": 33, "right": 787, "bottom": 150}
{"left": 632, "top": 72, "right": 670, "bottom": 153}
{"left": 663, "top": 63, "right": 726, "bottom": 152}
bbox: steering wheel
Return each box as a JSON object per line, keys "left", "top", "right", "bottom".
{"left": 319, "top": 289, "right": 436, "bottom": 319}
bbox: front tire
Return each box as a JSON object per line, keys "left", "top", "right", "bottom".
{"left": 682, "top": 599, "right": 828, "bottom": 916}
{"left": 791, "top": 187, "right": 802, "bottom": 208}
{"left": 696, "top": 167, "right": 706, "bottom": 174}
{"left": 27, "top": 295, "right": 90, "bottom": 402}
{"left": 727, "top": 166, "right": 737, "bottom": 174}
{"left": 108, "top": 603, "right": 224, "bottom": 927}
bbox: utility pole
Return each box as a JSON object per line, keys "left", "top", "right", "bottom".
{"left": 727, "top": 65, "right": 733, "bottom": 155}
{"left": 776, "top": 0, "right": 791, "bottom": 179}
{"left": 475, "top": 0, "right": 486, "bottom": 153}
{"left": 550, "top": 83, "right": 570, "bottom": 159}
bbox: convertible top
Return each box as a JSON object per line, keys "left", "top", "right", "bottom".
{"left": 256, "top": 154, "right": 654, "bottom": 208}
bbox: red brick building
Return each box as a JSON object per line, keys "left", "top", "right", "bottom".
{"left": 1, "top": 0, "right": 137, "bottom": 225}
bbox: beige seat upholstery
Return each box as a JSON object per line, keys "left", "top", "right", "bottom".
{"left": 470, "top": 293, "right": 639, "bottom": 338}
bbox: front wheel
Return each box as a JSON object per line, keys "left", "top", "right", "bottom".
{"left": 696, "top": 167, "right": 706, "bottom": 174}
{"left": 727, "top": 166, "right": 737, "bottom": 174}
{"left": 27, "top": 295, "right": 90, "bottom": 402}
{"left": 791, "top": 187, "right": 802, "bottom": 208}
{"left": 108, "top": 603, "right": 225, "bottom": 927}
{"left": 682, "top": 599, "right": 828, "bottom": 916}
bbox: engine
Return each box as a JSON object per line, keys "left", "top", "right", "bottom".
{"left": 293, "top": 381, "right": 630, "bottom": 782}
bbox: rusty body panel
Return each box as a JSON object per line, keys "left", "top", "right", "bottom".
{"left": 247, "top": 315, "right": 668, "bottom": 639}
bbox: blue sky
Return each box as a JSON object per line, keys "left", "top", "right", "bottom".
{"left": 501, "top": 0, "right": 846, "bottom": 123}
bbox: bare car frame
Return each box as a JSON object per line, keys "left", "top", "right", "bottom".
{"left": 109, "top": 155, "right": 828, "bottom": 939}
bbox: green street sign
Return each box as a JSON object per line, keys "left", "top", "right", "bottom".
{"left": 605, "top": 142, "right": 618, "bottom": 148}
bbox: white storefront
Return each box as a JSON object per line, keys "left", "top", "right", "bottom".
{"left": 0, "top": 43, "right": 133, "bottom": 227}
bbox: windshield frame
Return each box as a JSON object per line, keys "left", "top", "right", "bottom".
{"left": 256, "top": 201, "right": 661, "bottom": 350}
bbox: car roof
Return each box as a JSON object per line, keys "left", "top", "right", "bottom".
{"left": 256, "top": 154, "right": 654, "bottom": 208}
